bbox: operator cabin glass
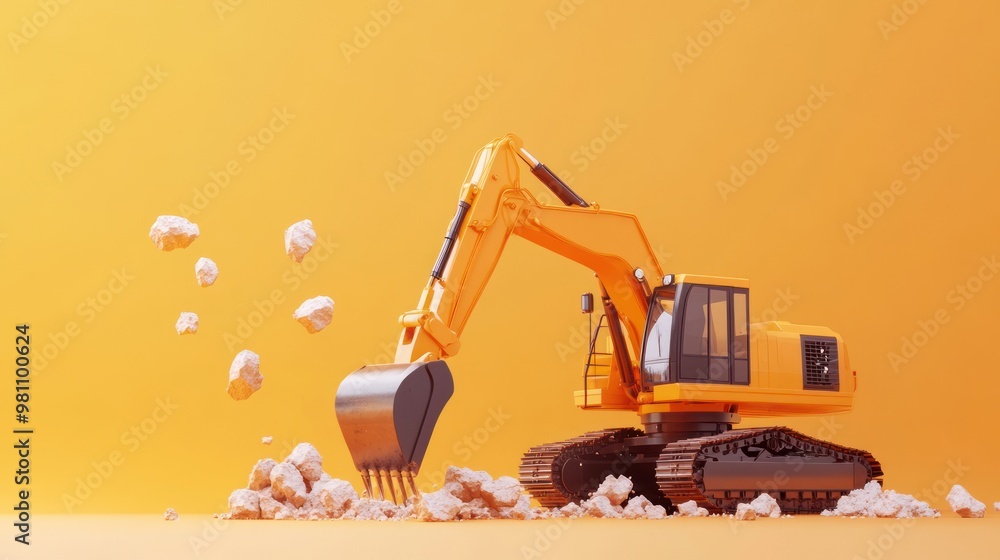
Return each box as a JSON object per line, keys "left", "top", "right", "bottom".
{"left": 641, "top": 292, "right": 674, "bottom": 385}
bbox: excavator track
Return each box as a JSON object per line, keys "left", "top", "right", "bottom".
{"left": 519, "top": 428, "right": 645, "bottom": 507}
{"left": 655, "top": 426, "right": 883, "bottom": 514}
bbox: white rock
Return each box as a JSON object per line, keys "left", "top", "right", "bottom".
{"left": 821, "top": 482, "right": 939, "bottom": 518}
{"left": 750, "top": 493, "right": 781, "bottom": 518}
{"left": 257, "top": 490, "right": 285, "bottom": 519}
{"left": 994, "top": 501, "right": 1000, "bottom": 512}
{"left": 227, "top": 350, "right": 263, "bottom": 400}
{"left": 675, "top": 500, "right": 709, "bottom": 517}
{"left": 498, "top": 494, "right": 533, "bottom": 520}
{"left": 481, "top": 476, "right": 522, "bottom": 509}
{"left": 262, "top": 436, "right": 273, "bottom": 445}
{"left": 175, "top": 312, "right": 198, "bottom": 335}
{"left": 229, "top": 489, "right": 261, "bottom": 519}
{"left": 947, "top": 485, "right": 986, "bottom": 518}
{"left": 593, "top": 474, "right": 633, "bottom": 506}
{"left": 284, "top": 219, "right": 317, "bottom": 263}
{"left": 414, "top": 489, "right": 464, "bottom": 521}
{"left": 293, "top": 296, "right": 334, "bottom": 334}
{"left": 622, "top": 495, "right": 653, "bottom": 519}
{"left": 645, "top": 504, "right": 668, "bottom": 519}
{"left": 583, "top": 495, "right": 622, "bottom": 518}
{"left": 443, "top": 466, "right": 492, "bottom": 502}
{"left": 560, "top": 502, "right": 585, "bottom": 518}
{"left": 735, "top": 503, "right": 756, "bottom": 521}
{"left": 163, "top": 508, "right": 178, "bottom": 521}
{"left": 306, "top": 475, "right": 358, "bottom": 518}
{"left": 194, "top": 257, "right": 219, "bottom": 287}
{"left": 150, "top": 215, "right": 199, "bottom": 251}
{"left": 248, "top": 458, "right": 277, "bottom": 490}
{"left": 270, "top": 461, "right": 308, "bottom": 508}
{"left": 287, "top": 443, "right": 324, "bottom": 482}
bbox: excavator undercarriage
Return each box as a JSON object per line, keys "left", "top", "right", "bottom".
{"left": 519, "top": 413, "right": 882, "bottom": 514}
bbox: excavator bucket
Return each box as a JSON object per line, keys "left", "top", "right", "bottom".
{"left": 335, "top": 360, "right": 454, "bottom": 503}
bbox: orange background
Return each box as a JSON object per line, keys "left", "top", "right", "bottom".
{"left": 1, "top": 0, "right": 998, "bottom": 518}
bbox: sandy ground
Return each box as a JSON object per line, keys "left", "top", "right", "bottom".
{"left": 2, "top": 515, "right": 996, "bottom": 559}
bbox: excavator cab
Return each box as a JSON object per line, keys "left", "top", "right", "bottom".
{"left": 639, "top": 277, "right": 751, "bottom": 389}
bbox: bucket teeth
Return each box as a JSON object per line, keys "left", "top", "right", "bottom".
{"left": 405, "top": 469, "right": 419, "bottom": 497}
{"left": 359, "top": 467, "right": 420, "bottom": 503}
{"left": 383, "top": 469, "right": 398, "bottom": 505}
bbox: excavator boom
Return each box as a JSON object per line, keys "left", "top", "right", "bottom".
{"left": 334, "top": 134, "right": 663, "bottom": 501}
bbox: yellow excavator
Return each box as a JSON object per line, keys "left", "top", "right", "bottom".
{"left": 335, "top": 133, "right": 881, "bottom": 513}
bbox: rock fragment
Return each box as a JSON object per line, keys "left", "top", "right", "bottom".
{"left": 623, "top": 496, "right": 652, "bottom": 519}
{"left": 583, "top": 495, "right": 622, "bottom": 518}
{"left": 414, "top": 489, "right": 464, "bottom": 521}
{"left": 735, "top": 503, "right": 756, "bottom": 521}
{"left": 286, "top": 443, "right": 323, "bottom": 482}
{"left": 750, "top": 493, "right": 782, "bottom": 518}
{"left": 481, "top": 476, "right": 522, "bottom": 509}
{"left": 284, "top": 220, "right": 317, "bottom": 263}
{"left": 593, "top": 474, "right": 632, "bottom": 506}
{"left": 262, "top": 436, "right": 272, "bottom": 445}
{"left": 229, "top": 489, "right": 261, "bottom": 519}
{"left": 258, "top": 490, "right": 286, "bottom": 519}
{"left": 248, "top": 458, "right": 277, "bottom": 490}
{"left": 443, "top": 466, "right": 491, "bottom": 502}
{"left": 195, "top": 257, "right": 219, "bottom": 287}
{"left": 307, "top": 475, "right": 358, "bottom": 517}
{"left": 675, "top": 500, "right": 709, "bottom": 517}
{"left": 560, "top": 502, "right": 585, "bottom": 518}
{"left": 645, "top": 504, "right": 668, "bottom": 519}
{"left": 947, "top": 485, "right": 986, "bottom": 518}
{"left": 227, "top": 350, "right": 263, "bottom": 400}
{"left": 175, "top": 312, "right": 198, "bottom": 335}
{"left": 994, "top": 502, "right": 1000, "bottom": 512}
{"left": 498, "top": 495, "right": 533, "bottom": 520}
{"left": 270, "top": 462, "right": 308, "bottom": 508}
{"left": 164, "top": 508, "right": 178, "bottom": 521}
{"left": 293, "top": 296, "right": 335, "bottom": 334}
{"left": 150, "top": 215, "right": 200, "bottom": 251}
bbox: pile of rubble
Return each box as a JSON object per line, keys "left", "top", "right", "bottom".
{"left": 224, "top": 444, "right": 808, "bottom": 522}
{"left": 820, "top": 481, "right": 940, "bottom": 518}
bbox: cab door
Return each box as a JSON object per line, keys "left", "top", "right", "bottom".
{"left": 672, "top": 284, "right": 750, "bottom": 385}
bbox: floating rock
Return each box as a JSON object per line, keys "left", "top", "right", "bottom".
{"left": 270, "top": 462, "right": 308, "bottom": 508}
{"left": 821, "top": 482, "right": 939, "bottom": 518}
{"left": 164, "top": 508, "right": 178, "bottom": 521}
{"left": 248, "top": 459, "right": 277, "bottom": 491}
{"left": 995, "top": 502, "right": 999, "bottom": 512}
{"left": 675, "top": 500, "right": 709, "bottom": 517}
{"left": 195, "top": 257, "right": 219, "bottom": 287}
{"left": 287, "top": 443, "right": 323, "bottom": 482}
{"left": 175, "top": 312, "right": 198, "bottom": 335}
{"left": 750, "top": 493, "right": 781, "bottom": 518}
{"left": 735, "top": 503, "right": 756, "bottom": 521}
{"left": 229, "top": 489, "right": 261, "bottom": 519}
{"left": 284, "top": 219, "right": 317, "bottom": 263}
{"left": 947, "top": 485, "right": 986, "bottom": 518}
{"left": 293, "top": 296, "right": 335, "bottom": 334}
{"left": 150, "top": 215, "right": 200, "bottom": 251}
{"left": 594, "top": 474, "right": 632, "bottom": 506}
{"left": 262, "top": 436, "right": 272, "bottom": 445}
{"left": 227, "top": 350, "right": 263, "bottom": 400}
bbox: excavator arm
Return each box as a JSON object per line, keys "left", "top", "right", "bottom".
{"left": 335, "top": 134, "right": 665, "bottom": 501}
